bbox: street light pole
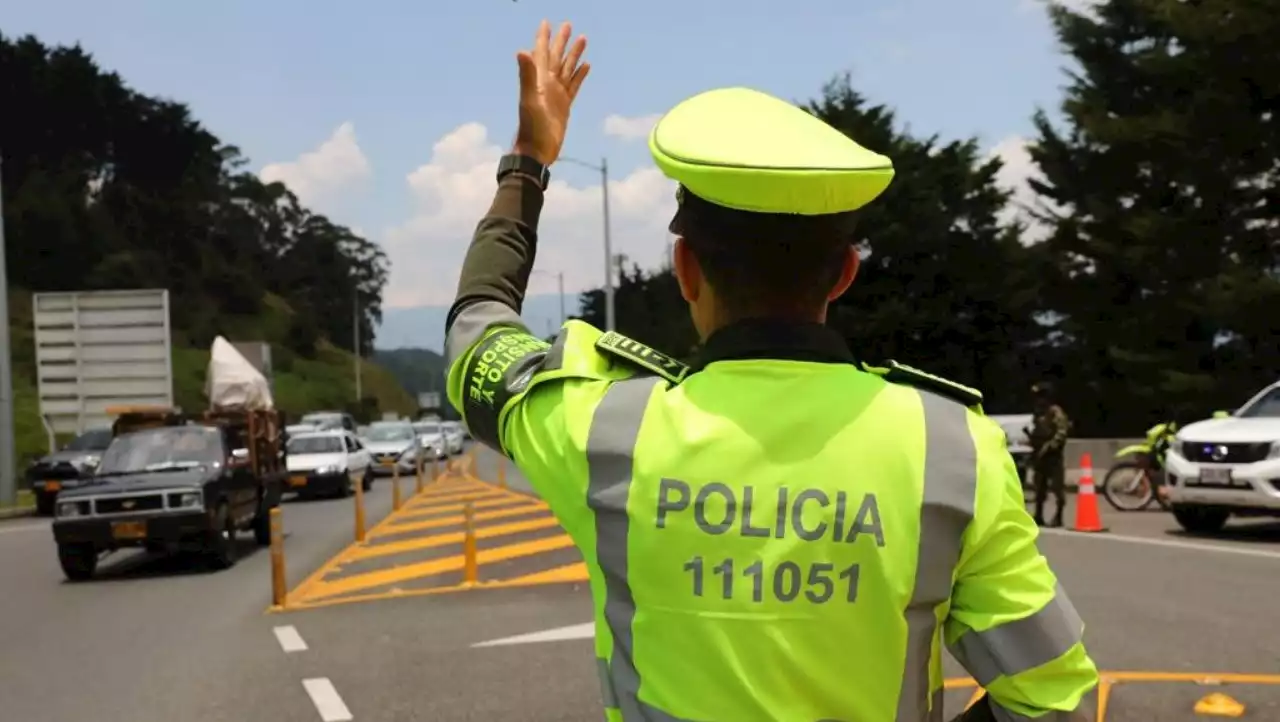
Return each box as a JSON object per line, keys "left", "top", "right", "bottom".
{"left": 559, "top": 156, "right": 615, "bottom": 331}
{"left": 352, "top": 288, "right": 362, "bottom": 401}
{"left": 0, "top": 156, "right": 15, "bottom": 506}
{"left": 600, "top": 157, "right": 615, "bottom": 332}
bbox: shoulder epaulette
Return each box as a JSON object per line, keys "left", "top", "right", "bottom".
{"left": 873, "top": 360, "right": 983, "bottom": 408}
{"left": 596, "top": 331, "right": 689, "bottom": 384}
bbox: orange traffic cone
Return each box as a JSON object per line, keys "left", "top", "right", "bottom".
{"left": 1072, "top": 452, "right": 1108, "bottom": 533}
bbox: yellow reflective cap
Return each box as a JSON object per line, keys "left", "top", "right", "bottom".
{"left": 648, "top": 87, "right": 894, "bottom": 215}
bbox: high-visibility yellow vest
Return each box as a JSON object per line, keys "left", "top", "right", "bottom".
{"left": 446, "top": 301, "right": 1098, "bottom": 722}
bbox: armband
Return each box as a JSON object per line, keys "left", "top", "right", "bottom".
{"left": 460, "top": 328, "right": 553, "bottom": 450}
{"left": 873, "top": 360, "right": 983, "bottom": 409}
{"left": 595, "top": 331, "right": 689, "bottom": 384}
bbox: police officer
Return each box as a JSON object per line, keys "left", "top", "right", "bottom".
{"left": 445, "top": 20, "right": 1098, "bottom": 721}
{"left": 1027, "top": 382, "right": 1072, "bottom": 527}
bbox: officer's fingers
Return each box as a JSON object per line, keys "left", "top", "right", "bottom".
{"left": 567, "top": 62, "right": 591, "bottom": 100}
{"left": 549, "top": 22, "right": 572, "bottom": 65}
{"left": 533, "top": 19, "right": 551, "bottom": 66}
{"left": 561, "top": 35, "right": 587, "bottom": 82}
{"left": 516, "top": 51, "right": 537, "bottom": 92}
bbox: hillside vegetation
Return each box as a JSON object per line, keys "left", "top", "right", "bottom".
{"left": 1, "top": 33, "right": 415, "bottom": 470}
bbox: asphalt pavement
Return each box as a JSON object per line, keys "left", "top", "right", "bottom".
{"left": 3, "top": 444, "right": 1279, "bottom": 722}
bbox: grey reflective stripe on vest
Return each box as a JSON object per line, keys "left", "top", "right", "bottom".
{"left": 895, "top": 390, "right": 980, "bottom": 722}
{"left": 585, "top": 376, "right": 691, "bottom": 722}
{"left": 948, "top": 583, "right": 1084, "bottom": 687}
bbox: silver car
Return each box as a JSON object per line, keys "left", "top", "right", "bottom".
{"left": 362, "top": 421, "right": 418, "bottom": 475}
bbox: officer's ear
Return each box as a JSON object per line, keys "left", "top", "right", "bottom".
{"left": 826, "top": 243, "right": 860, "bottom": 302}
{"left": 672, "top": 236, "right": 703, "bottom": 304}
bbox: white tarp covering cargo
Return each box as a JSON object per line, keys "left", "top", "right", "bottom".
{"left": 205, "top": 336, "right": 274, "bottom": 410}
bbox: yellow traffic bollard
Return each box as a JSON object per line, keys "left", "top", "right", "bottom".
{"left": 392, "top": 464, "right": 403, "bottom": 511}
{"left": 415, "top": 452, "right": 424, "bottom": 494}
{"left": 269, "top": 506, "right": 287, "bottom": 609}
{"left": 497, "top": 455, "right": 507, "bottom": 489}
{"left": 462, "top": 501, "right": 479, "bottom": 587}
{"left": 354, "top": 470, "right": 367, "bottom": 542}
{"left": 432, "top": 453, "right": 440, "bottom": 482}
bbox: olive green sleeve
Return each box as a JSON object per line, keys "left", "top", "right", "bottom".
{"left": 945, "top": 416, "right": 1099, "bottom": 720}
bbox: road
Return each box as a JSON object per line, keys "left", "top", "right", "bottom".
{"left": 2, "top": 445, "right": 1278, "bottom": 721}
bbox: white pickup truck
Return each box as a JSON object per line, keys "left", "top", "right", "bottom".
{"left": 1165, "top": 381, "right": 1280, "bottom": 534}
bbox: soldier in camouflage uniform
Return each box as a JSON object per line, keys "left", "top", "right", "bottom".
{"left": 1027, "top": 381, "right": 1071, "bottom": 527}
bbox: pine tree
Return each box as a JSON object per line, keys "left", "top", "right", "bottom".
{"left": 1028, "top": 0, "right": 1280, "bottom": 432}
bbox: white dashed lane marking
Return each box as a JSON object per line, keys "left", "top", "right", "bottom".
{"left": 273, "top": 625, "right": 308, "bottom": 653}
{"left": 303, "top": 678, "right": 353, "bottom": 721}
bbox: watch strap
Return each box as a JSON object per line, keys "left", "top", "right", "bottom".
{"left": 497, "top": 154, "right": 550, "bottom": 188}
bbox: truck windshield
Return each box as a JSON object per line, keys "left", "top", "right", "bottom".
{"left": 64, "top": 428, "right": 113, "bottom": 451}
{"left": 367, "top": 425, "right": 414, "bottom": 442}
{"left": 1238, "top": 388, "right": 1280, "bottom": 418}
{"left": 96, "top": 427, "right": 224, "bottom": 475}
{"left": 288, "top": 436, "right": 345, "bottom": 454}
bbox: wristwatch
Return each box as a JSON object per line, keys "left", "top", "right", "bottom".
{"left": 497, "top": 154, "right": 550, "bottom": 189}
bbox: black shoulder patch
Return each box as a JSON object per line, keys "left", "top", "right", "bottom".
{"left": 596, "top": 331, "right": 689, "bottom": 384}
{"left": 461, "top": 328, "right": 553, "bottom": 451}
{"left": 880, "top": 360, "right": 983, "bottom": 408}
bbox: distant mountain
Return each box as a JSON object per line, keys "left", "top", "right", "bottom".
{"left": 374, "top": 293, "right": 575, "bottom": 352}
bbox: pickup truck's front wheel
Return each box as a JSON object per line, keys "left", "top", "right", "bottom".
{"left": 1172, "top": 504, "right": 1230, "bottom": 535}
{"left": 57, "top": 543, "right": 98, "bottom": 581}
{"left": 205, "top": 503, "right": 238, "bottom": 570}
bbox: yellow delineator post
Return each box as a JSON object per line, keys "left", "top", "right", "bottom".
{"left": 353, "top": 469, "right": 367, "bottom": 542}
{"left": 432, "top": 453, "right": 440, "bottom": 482}
{"left": 392, "top": 463, "right": 403, "bottom": 511}
{"left": 462, "top": 501, "right": 479, "bottom": 587}
{"left": 269, "top": 507, "right": 287, "bottom": 609}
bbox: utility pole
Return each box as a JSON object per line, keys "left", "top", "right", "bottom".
{"left": 600, "top": 157, "right": 615, "bottom": 331}
{"left": 352, "top": 288, "right": 362, "bottom": 401}
{"left": 0, "top": 156, "right": 14, "bottom": 506}
{"left": 557, "top": 270, "right": 566, "bottom": 326}
{"left": 559, "top": 156, "right": 615, "bottom": 331}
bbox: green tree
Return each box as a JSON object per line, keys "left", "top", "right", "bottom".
{"left": 1027, "top": 0, "right": 1280, "bottom": 432}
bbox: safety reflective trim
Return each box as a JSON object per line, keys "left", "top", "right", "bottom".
{"left": 585, "top": 376, "right": 693, "bottom": 722}
{"left": 596, "top": 657, "right": 619, "bottom": 708}
{"left": 895, "top": 390, "right": 978, "bottom": 722}
{"left": 544, "top": 328, "right": 568, "bottom": 372}
{"left": 948, "top": 584, "right": 1084, "bottom": 687}
{"left": 444, "top": 300, "right": 525, "bottom": 371}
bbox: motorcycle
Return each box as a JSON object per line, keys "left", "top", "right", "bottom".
{"left": 1101, "top": 421, "right": 1177, "bottom": 511}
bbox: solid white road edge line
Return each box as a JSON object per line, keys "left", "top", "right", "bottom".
{"left": 472, "top": 621, "right": 595, "bottom": 648}
{"left": 273, "top": 625, "right": 308, "bottom": 653}
{"left": 1039, "top": 527, "right": 1280, "bottom": 560}
{"left": 303, "top": 678, "right": 353, "bottom": 722}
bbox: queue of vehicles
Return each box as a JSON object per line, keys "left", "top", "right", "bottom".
{"left": 29, "top": 336, "right": 472, "bottom": 581}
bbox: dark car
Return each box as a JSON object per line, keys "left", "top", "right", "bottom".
{"left": 50, "top": 408, "right": 285, "bottom": 581}
{"left": 26, "top": 428, "right": 113, "bottom": 516}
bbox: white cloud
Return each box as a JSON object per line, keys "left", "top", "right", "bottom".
{"left": 260, "top": 122, "right": 372, "bottom": 206}
{"left": 1017, "top": 0, "right": 1101, "bottom": 16}
{"left": 382, "top": 122, "right": 677, "bottom": 307}
{"left": 989, "top": 135, "right": 1050, "bottom": 241}
{"left": 602, "top": 113, "right": 661, "bottom": 141}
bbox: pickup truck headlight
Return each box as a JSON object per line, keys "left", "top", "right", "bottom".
{"left": 173, "top": 492, "right": 203, "bottom": 509}
{"left": 56, "top": 501, "right": 83, "bottom": 518}
{"left": 1269, "top": 442, "right": 1280, "bottom": 460}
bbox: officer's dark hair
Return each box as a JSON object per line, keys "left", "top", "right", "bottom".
{"left": 670, "top": 188, "right": 855, "bottom": 317}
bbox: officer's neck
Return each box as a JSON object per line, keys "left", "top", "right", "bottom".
{"left": 699, "top": 305, "right": 828, "bottom": 341}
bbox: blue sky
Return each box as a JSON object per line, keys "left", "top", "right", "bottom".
{"left": 2, "top": 0, "right": 1081, "bottom": 350}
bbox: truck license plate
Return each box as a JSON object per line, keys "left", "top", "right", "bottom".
{"left": 1199, "top": 467, "right": 1233, "bottom": 486}
{"left": 111, "top": 521, "right": 146, "bottom": 539}
{"left": 288, "top": 475, "right": 307, "bottom": 487}
{"left": 44, "top": 480, "right": 61, "bottom": 491}
{"left": 380, "top": 459, "right": 395, "bottom": 467}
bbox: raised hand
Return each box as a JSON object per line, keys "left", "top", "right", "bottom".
{"left": 513, "top": 20, "right": 590, "bottom": 166}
